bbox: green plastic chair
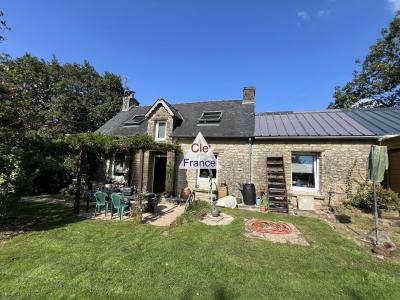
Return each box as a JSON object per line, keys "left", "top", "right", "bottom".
{"left": 111, "top": 193, "right": 129, "bottom": 220}
{"left": 94, "top": 191, "right": 109, "bottom": 216}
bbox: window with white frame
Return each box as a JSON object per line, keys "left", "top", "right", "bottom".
{"left": 291, "top": 152, "right": 319, "bottom": 191}
{"left": 155, "top": 121, "right": 166, "bottom": 140}
{"left": 197, "top": 154, "right": 218, "bottom": 188}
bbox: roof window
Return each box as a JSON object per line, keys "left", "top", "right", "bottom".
{"left": 198, "top": 111, "right": 223, "bottom": 124}
{"left": 124, "top": 115, "right": 146, "bottom": 126}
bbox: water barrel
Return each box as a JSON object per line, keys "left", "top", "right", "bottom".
{"left": 241, "top": 184, "right": 256, "bottom": 205}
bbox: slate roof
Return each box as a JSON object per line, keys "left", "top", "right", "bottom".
{"left": 254, "top": 107, "right": 400, "bottom": 138}
{"left": 96, "top": 100, "right": 255, "bottom": 138}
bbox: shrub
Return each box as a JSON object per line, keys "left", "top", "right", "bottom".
{"left": 348, "top": 181, "right": 400, "bottom": 211}
{"left": 0, "top": 146, "right": 24, "bottom": 215}
{"left": 174, "top": 200, "right": 211, "bottom": 225}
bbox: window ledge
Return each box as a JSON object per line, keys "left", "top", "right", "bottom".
{"left": 289, "top": 190, "right": 324, "bottom": 199}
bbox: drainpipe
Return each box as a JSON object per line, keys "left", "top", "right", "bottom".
{"left": 248, "top": 137, "right": 253, "bottom": 183}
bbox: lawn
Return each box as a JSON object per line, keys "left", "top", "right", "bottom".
{"left": 0, "top": 200, "right": 399, "bottom": 299}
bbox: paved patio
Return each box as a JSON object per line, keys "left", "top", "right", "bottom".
{"left": 79, "top": 201, "right": 185, "bottom": 226}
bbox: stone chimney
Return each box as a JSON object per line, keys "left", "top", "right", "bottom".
{"left": 242, "top": 86, "right": 255, "bottom": 104}
{"left": 122, "top": 90, "right": 140, "bottom": 111}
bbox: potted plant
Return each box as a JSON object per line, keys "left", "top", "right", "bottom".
{"left": 260, "top": 194, "right": 269, "bottom": 212}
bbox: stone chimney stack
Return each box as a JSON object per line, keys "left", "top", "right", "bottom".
{"left": 122, "top": 90, "right": 140, "bottom": 111}
{"left": 242, "top": 86, "right": 255, "bottom": 104}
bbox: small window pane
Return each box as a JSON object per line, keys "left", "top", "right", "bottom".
{"left": 199, "top": 169, "right": 217, "bottom": 179}
{"left": 157, "top": 122, "right": 166, "bottom": 139}
{"left": 199, "top": 155, "right": 218, "bottom": 179}
{"left": 292, "top": 154, "right": 315, "bottom": 188}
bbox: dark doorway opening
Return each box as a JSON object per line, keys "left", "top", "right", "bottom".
{"left": 153, "top": 155, "right": 167, "bottom": 193}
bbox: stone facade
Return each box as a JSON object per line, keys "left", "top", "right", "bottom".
{"left": 175, "top": 138, "right": 251, "bottom": 200}
{"left": 251, "top": 140, "right": 373, "bottom": 208}
{"left": 146, "top": 103, "right": 174, "bottom": 143}
{"left": 97, "top": 101, "right": 377, "bottom": 210}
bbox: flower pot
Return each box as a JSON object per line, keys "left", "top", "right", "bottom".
{"left": 260, "top": 205, "right": 267, "bottom": 212}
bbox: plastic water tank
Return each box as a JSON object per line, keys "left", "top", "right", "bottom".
{"left": 241, "top": 184, "right": 256, "bottom": 205}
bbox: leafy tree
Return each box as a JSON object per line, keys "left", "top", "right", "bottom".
{"left": 0, "top": 54, "right": 51, "bottom": 131}
{"left": 0, "top": 54, "right": 126, "bottom": 199}
{"left": 48, "top": 59, "right": 123, "bottom": 135}
{"left": 0, "top": 10, "right": 10, "bottom": 42}
{"left": 0, "top": 54, "right": 124, "bottom": 136}
{"left": 330, "top": 12, "right": 400, "bottom": 108}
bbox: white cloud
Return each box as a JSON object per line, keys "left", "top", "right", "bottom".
{"left": 317, "top": 9, "right": 331, "bottom": 17}
{"left": 388, "top": 0, "right": 400, "bottom": 13}
{"left": 297, "top": 10, "right": 309, "bottom": 21}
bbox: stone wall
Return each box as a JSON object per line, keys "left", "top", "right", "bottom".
{"left": 176, "top": 138, "right": 251, "bottom": 199}
{"left": 251, "top": 140, "right": 374, "bottom": 207}
{"left": 146, "top": 104, "right": 174, "bottom": 143}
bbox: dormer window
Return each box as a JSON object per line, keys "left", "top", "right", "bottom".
{"left": 198, "top": 111, "right": 223, "bottom": 125}
{"left": 124, "top": 115, "right": 146, "bottom": 126}
{"left": 155, "top": 121, "right": 166, "bottom": 140}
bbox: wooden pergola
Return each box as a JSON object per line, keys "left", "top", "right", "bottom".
{"left": 64, "top": 132, "right": 179, "bottom": 214}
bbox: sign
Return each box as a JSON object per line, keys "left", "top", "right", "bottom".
{"left": 179, "top": 132, "right": 218, "bottom": 169}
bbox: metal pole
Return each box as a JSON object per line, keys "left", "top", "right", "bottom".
{"left": 248, "top": 137, "right": 252, "bottom": 183}
{"left": 372, "top": 146, "right": 380, "bottom": 245}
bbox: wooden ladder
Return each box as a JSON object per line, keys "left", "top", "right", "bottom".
{"left": 266, "top": 157, "right": 289, "bottom": 213}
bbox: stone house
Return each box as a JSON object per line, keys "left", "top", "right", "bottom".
{"left": 96, "top": 87, "right": 400, "bottom": 210}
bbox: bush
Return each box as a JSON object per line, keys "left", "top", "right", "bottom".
{"left": 0, "top": 145, "right": 24, "bottom": 215}
{"left": 174, "top": 201, "right": 211, "bottom": 225}
{"left": 348, "top": 181, "right": 400, "bottom": 211}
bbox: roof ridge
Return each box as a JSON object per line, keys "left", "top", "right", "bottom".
{"left": 171, "top": 99, "right": 242, "bottom": 105}
{"left": 256, "top": 106, "right": 400, "bottom": 116}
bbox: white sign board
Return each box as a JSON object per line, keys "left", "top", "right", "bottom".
{"left": 179, "top": 132, "right": 218, "bottom": 169}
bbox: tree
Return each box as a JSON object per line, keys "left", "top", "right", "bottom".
{"left": 329, "top": 12, "right": 400, "bottom": 108}
{"left": 0, "top": 54, "right": 51, "bottom": 131}
{"left": 48, "top": 58, "right": 123, "bottom": 135}
{"left": 0, "top": 10, "right": 10, "bottom": 42}
{"left": 0, "top": 54, "right": 124, "bottom": 136}
{"left": 0, "top": 54, "right": 126, "bottom": 200}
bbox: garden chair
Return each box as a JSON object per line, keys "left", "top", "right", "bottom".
{"left": 111, "top": 193, "right": 129, "bottom": 220}
{"left": 94, "top": 191, "right": 109, "bottom": 216}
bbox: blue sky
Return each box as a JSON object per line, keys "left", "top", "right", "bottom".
{"left": 0, "top": 0, "right": 398, "bottom": 112}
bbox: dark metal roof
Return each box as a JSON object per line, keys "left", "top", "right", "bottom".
{"left": 97, "top": 100, "right": 254, "bottom": 138}
{"left": 254, "top": 107, "right": 400, "bottom": 138}
{"left": 345, "top": 107, "right": 400, "bottom": 136}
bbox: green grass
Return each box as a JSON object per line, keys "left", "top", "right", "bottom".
{"left": 0, "top": 201, "right": 399, "bottom": 299}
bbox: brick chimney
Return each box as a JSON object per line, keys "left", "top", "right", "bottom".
{"left": 242, "top": 86, "right": 255, "bottom": 104}
{"left": 122, "top": 90, "right": 140, "bottom": 111}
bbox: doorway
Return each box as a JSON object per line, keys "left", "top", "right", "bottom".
{"left": 153, "top": 154, "right": 167, "bottom": 193}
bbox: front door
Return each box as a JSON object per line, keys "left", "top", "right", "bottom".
{"left": 153, "top": 155, "right": 167, "bottom": 193}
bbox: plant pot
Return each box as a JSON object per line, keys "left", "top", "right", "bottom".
{"left": 211, "top": 207, "right": 220, "bottom": 217}
{"left": 260, "top": 205, "right": 267, "bottom": 212}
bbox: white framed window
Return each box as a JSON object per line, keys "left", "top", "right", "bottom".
{"left": 197, "top": 154, "right": 218, "bottom": 189}
{"left": 291, "top": 152, "right": 319, "bottom": 192}
{"left": 155, "top": 121, "right": 166, "bottom": 141}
